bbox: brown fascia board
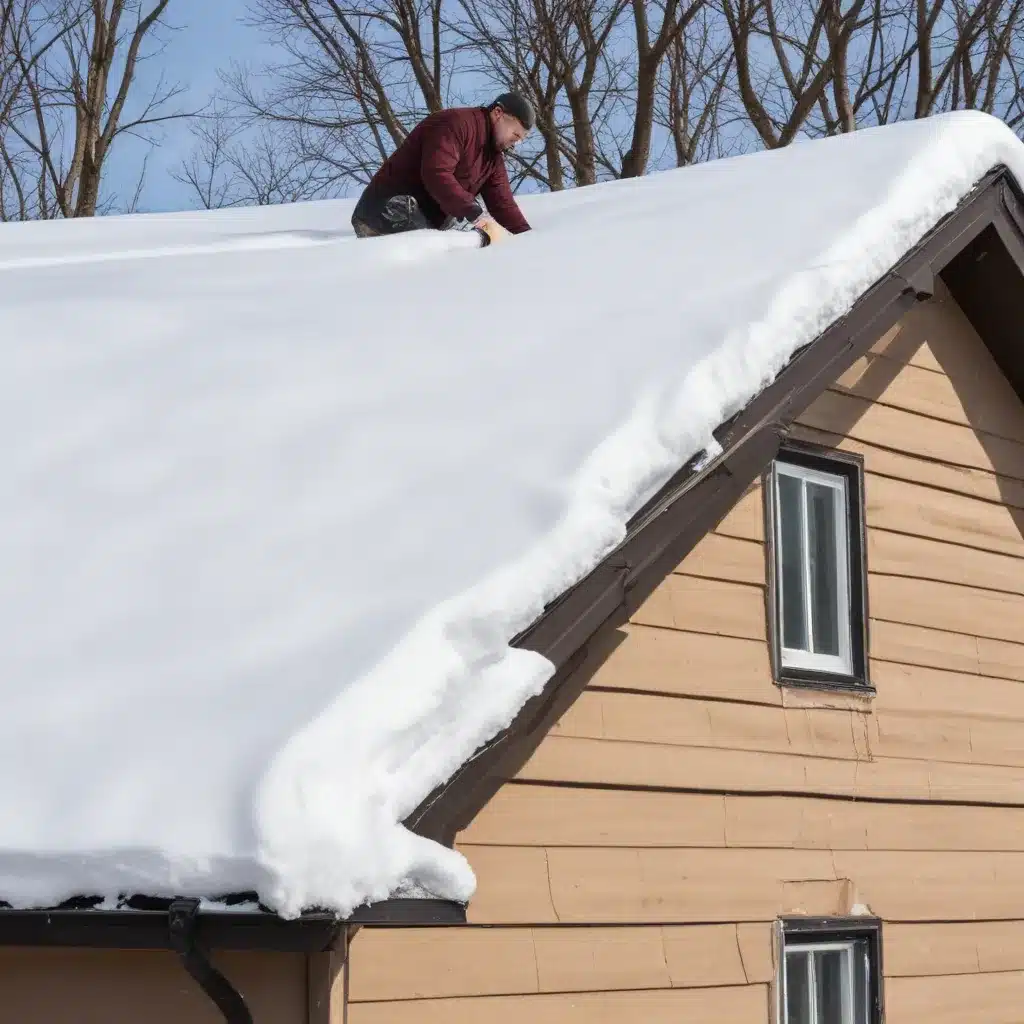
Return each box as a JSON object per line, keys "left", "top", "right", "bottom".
{"left": 406, "top": 163, "right": 1023, "bottom": 848}
{"left": 0, "top": 896, "right": 464, "bottom": 952}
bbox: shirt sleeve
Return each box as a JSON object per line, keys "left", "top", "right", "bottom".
{"left": 419, "top": 117, "right": 485, "bottom": 222}
{"left": 480, "top": 159, "right": 531, "bottom": 234}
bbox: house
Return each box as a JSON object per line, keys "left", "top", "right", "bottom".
{"left": 2, "top": 109, "right": 1024, "bottom": 1023}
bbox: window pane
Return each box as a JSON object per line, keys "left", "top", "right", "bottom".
{"left": 785, "top": 951, "right": 812, "bottom": 1024}
{"left": 852, "top": 940, "right": 870, "bottom": 1024}
{"left": 815, "top": 948, "right": 850, "bottom": 1024}
{"left": 777, "top": 473, "right": 807, "bottom": 651}
{"left": 806, "top": 481, "right": 841, "bottom": 657}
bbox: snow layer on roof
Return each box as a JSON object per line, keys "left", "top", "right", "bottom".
{"left": 2, "top": 110, "right": 1022, "bottom": 918}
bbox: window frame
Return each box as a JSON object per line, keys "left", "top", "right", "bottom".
{"left": 775, "top": 916, "right": 884, "bottom": 1024}
{"left": 764, "top": 441, "right": 872, "bottom": 694}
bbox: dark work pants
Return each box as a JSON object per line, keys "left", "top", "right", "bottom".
{"left": 352, "top": 192, "right": 436, "bottom": 238}
{"left": 351, "top": 188, "right": 475, "bottom": 240}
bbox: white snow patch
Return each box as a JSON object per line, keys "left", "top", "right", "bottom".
{"left": 0, "top": 110, "right": 1022, "bottom": 918}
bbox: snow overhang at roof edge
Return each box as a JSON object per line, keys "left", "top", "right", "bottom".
{"left": 404, "top": 162, "right": 1024, "bottom": 849}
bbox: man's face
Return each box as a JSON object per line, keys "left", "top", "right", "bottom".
{"left": 491, "top": 107, "right": 529, "bottom": 152}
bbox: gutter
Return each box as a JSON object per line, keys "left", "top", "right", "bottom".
{"left": 0, "top": 895, "right": 465, "bottom": 1023}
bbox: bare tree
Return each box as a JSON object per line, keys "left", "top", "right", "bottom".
{"left": 719, "top": 0, "right": 1024, "bottom": 147}
{"left": 219, "top": 0, "right": 465, "bottom": 194}
{"left": 0, "top": 0, "right": 189, "bottom": 220}
{"left": 657, "top": 4, "right": 736, "bottom": 165}
{"left": 183, "top": 0, "right": 1024, "bottom": 212}
{"left": 900, "top": 0, "right": 1024, "bottom": 124}
{"left": 618, "top": 0, "right": 707, "bottom": 175}
{"left": 454, "top": 0, "right": 634, "bottom": 187}
{"left": 173, "top": 101, "right": 331, "bottom": 207}
{"left": 723, "top": 0, "right": 875, "bottom": 148}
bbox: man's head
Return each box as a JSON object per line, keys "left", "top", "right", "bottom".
{"left": 488, "top": 92, "right": 535, "bottom": 152}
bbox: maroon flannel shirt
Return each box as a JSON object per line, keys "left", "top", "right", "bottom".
{"left": 362, "top": 107, "right": 531, "bottom": 234}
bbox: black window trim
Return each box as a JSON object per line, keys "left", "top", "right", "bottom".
{"left": 763, "top": 439, "right": 873, "bottom": 695}
{"left": 777, "top": 915, "right": 885, "bottom": 1024}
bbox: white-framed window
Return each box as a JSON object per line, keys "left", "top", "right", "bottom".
{"left": 784, "top": 940, "right": 868, "bottom": 1024}
{"left": 779, "top": 919, "right": 881, "bottom": 1024}
{"left": 767, "top": 446, "right": 868, "bottom": 689}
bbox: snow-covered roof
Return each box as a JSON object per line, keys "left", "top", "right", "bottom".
{"left": 1, "top": 110, "right": 1022, "bottom": 920}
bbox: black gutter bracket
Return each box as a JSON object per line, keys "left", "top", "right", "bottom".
{"left": 168, "top": 898, "right": 253, "bottom": 1024}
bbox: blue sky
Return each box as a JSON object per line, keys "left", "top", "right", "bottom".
{"left": 106, "top": 1, "right": 275, "bottom": 213}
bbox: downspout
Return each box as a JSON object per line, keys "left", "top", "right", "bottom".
{"left": 169, "top": 898, "right": 253, "bottom": 1024}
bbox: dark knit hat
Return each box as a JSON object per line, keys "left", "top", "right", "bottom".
{"left": 491, "top": 91, "right": 535, "bottom": 130}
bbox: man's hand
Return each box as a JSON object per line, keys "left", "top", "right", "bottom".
{"left": 473, "top": 214, "right": 511, "bottom": 246}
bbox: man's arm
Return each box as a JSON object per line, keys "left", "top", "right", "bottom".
{"left": 420, "top": 116, "right": 485, "bottom": 222}
{"left": 479, "top": 160, "right": 531, "bottom": 234}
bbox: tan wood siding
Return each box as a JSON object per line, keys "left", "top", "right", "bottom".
{"left": 884, "top": 920, "right": 1024, "bottom": 976}
{"left": 0, "top": 949, "right": 307, "bottom": 1024}
{"left": 462, "top": 785, "right": 1024, "bottom": 852}
{"left": 346, "top": 276, "right": 1024, "bottom": 1021}
{"left": 347, "top": 923, "right": 773, "bottom": 1003}
{"left": 347, "top": 983, "right": 768, "bottom": 1024}
{"left": 458, "top": 844, "right": 1024, "bottom": 925}
{"left": 885, "top": 970, "right": 1024, "bottom": 1024}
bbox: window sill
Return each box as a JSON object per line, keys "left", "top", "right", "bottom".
{"left": 776, "top": 671, "right": 876, "bottom": 698}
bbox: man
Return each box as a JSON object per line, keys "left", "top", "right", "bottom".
{"left": 351, "top": 92, "right": 534, "bottom": 246}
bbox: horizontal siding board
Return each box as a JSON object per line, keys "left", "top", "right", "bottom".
{"left": 792, "top": 422, "right": 1024, "bottom": 512}
{"left": 463, "top": 785, "right": 1024, "bottom": 852}
{"left": 348, "top": 929, "right": 539, "bottom": 1002}
{"left": 870, "top": 324, "right": 943, "bottom": 372}
{"left": 588, "top": 624, "right": 780, "bottom": 704}
{"left": 864, "top": 473, "right": 1024, "bottom": 558}
{"left": 868, "top": 619, "right": 1024, "bottom": 683}
{"left": 532, "top": 927, "right": 672, "bottom": 992}
{"left": 347, "top": 984, "right": 767, "bottom": 1024}
{"left": 833, "top": 350, "right": 1024, "bottom": 444}
{"left": 884, "top": 921, "right": 1024, "bottom": 977}
{"left": 348, "top": 924, "right": 772, "bottom": 1004}
{"left": 0, "top": 949, "right": 305, "bottom": 1024}
{"left": 831, "top": 850, "right": 1024, "bottom": 920}
{"left": 630, "top": 574, "right": 766, "bottom": 640}
{"left": 737, "top": 922, "right": 775, "bottom": 984}
{"left": 834, "top": 353, "right": 970, "bottom": 427}
{"left": 674, "top": 532, "right": 765, "bottom": 585}
{"left": 867, "top": 528, "right": 1024, "bottom": 595}
{"left": 977, "top": 636, "right": 1024, "bottom": 681}
{"left": 461, "top": 787, "right": 728, "bottom": 848}
{"left": 531, "top": 847, "right": 841, "bottom": 924}
{"left": 518, "top": 734, "right": 1024, "bottom": 804}
{"left": 462, "top": 846, "right": 1024, "bottom": 925}
{"left": 558, "top": 683, "right": 1024, "bottom": 775}
{"left": 797, "top": 387, "right": 1024, "bottom": 482}
{"left": 870, "top": 658, "right": 1024, "bottom": 719}
{"left": 866, "top": 663, "right": 1024, "bottom": 768}
{"left": 659, "top": 924, "right": 754, "bottom": 987}
{"left": 534, "top": 925, "right": 748, "bottom": 992}
{"left": 677, "top": 522, "right": 1024, "bottom": 600}
{"left": 869, "top": 709, "right": 1024, "bottom": 769}
{"left": 860, "top": 294, "right": 1024, "bottom": 441}
{"left": 457, "top": 847, "right": 558, "bottom": 924}
{"left": 553, "top": 690, "right": 861, "bottom": 761}
{"left": 885, "top": 969, "right": 1024, "bottom": 1023}
{"left": 870, "top": 573, "right": 1024, "bottom": 646}
{"left": 712, "top": 486, "right": 763, "bottom": 542}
